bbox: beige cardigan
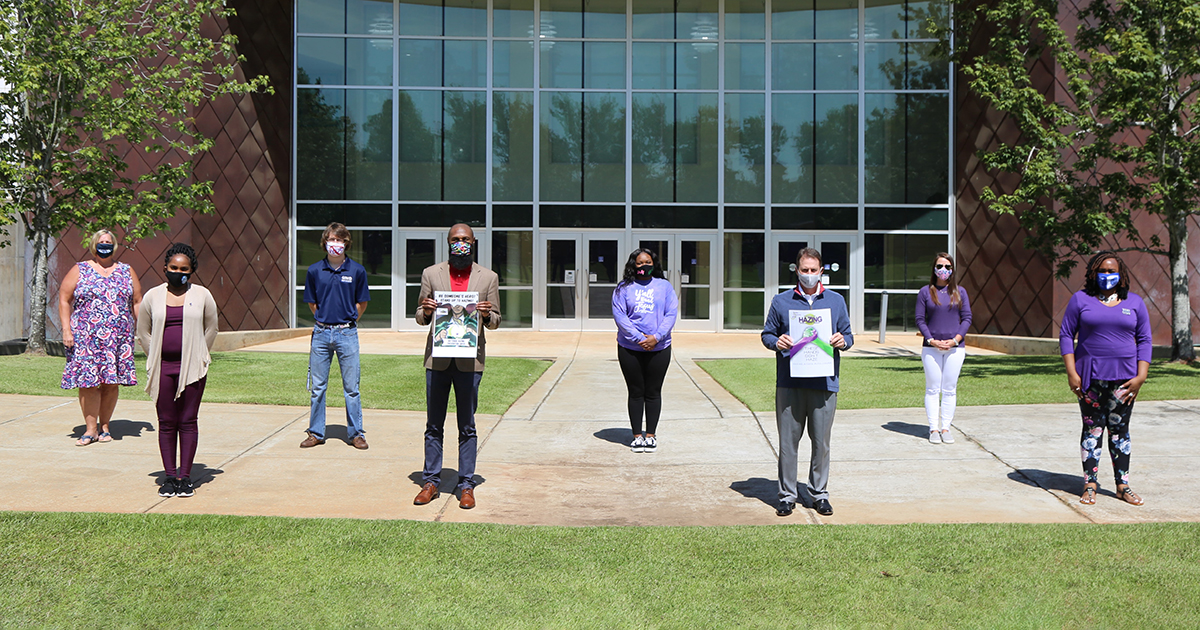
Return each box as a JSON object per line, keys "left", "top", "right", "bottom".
{"left": 414, "top": 262, "right": 501, "bottom": 372}
{"left": 136, "top": 283, "right": 218, "bottom": 401}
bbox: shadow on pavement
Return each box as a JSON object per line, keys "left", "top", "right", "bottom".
{"left": 730, "top": 477, "right": 777, "bottom": 508}
{"left": 1008, "top": 468, "right": 1107, "bottom": 497}
{"left": 146, "top": 463, "right": 225, "bottom": 488}
{"left": 407, "top": 470, "right": 486, "bottom": 493}
{"left": 881, "top": 421, "right": 929, "bottom": 439}
{"left": 593, "top": 427, "right": 634, "bottom": 447}
{"left": 71, "top": 419, "right": 154, "bottom": 440}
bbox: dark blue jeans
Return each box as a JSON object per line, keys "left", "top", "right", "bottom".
{"left": 424, "top": 364, "right": 482, "bottom": 491}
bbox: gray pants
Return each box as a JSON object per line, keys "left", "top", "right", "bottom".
{"left": 776, "top": 387, "right": 837, "bottom": 504}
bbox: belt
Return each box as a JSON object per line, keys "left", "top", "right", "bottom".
{"left": 314, "top": 321, "right": 356, "bottom": 329}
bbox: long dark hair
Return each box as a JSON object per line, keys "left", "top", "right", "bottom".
{"left": 616, "top": 248, "right": 665, "bottom": 289}
{"left": 928, "top": 252, "right": 961, "bottom": 308}
{"left": 1082, "top": 250, "right": 1130, "bottom": 300}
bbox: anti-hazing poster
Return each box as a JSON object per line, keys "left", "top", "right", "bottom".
{"left": 788, "top": 308, "right": 835, "bottom": 378}
{"left": 431, "top": 291, "right": 480, "bottom": 358}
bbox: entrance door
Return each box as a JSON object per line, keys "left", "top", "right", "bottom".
{"left": 636, "top": 234, "right": 719, "bottom": 331}
{"left": 397, "top": 231, "right": 445, "bottom": 331}
{"left": 771, "top": 234, "right": 859, "bottom": 331}
{"left": 537, "top": 232, "right": 624, "bottom": 330}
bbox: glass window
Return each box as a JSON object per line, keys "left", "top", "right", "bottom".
{"left": 542, "top": 0, "right": 583, "bottom": 38}
{"left": 498, "top": 289, "right": 534, "bottom": 327}
{"left": 725, "top": 207, "right": 764, "bottom": 229}
{"left": 633, "top": 93, "right": 718, "bottom": 203}
{"left": 347, "top": 40, "right": 394, "bottom": 86}
{"left": 494, "top": 0, "right": 534, "bottom": 37}
{"left": 443, "top": 91, "right": 487, "bottom": 201}
{"left": 724, "top": 232, "right": 765, "bottom": 288}
{"left": 445, "top": 41, "right": 487, "bottom": 88}
{"left": 865, "top": 207, "right": 948, "bottom": 230}
{"left": 771, "top": 44, "right": 813, "bottom": 91}
{"left": 397, "top": 90, "right": 442, "bottom": 201}
{"left": 399, "top": 0, "right": 443, "bottom": 36}
{"left": 678, "top": 0, "right": 720, "bottom": 41}
{"left": 297, "top": 204, "right": 391, "bottom": 227}
{"left": 772, "top": 0, "right": 814, "bottom": 40}
{"left": 863, "top": 292, "right": 919, "bottom": 332}
{"left": 908, "top": 42, "right": 949, "bottom": 90}
{"left": 725, "top": 43, "right": 765, "bottom": 90}
{"left": 493, "top": 205, "right": 534, "bottom": 226}
{"left": 865, "top": 0, "right": 906, "bottom": 40}
{"left": 865, "top": 42, "right": 948, "bottom": 90}
{"left": 724, "top": 291, "right": 765, "bottom": 329}
{"left": 815, "top": 0, "right": 858, "bottom": 39}
{"left": 296, "top": 229, "right": 393, "bottom": 286}
{"left": 863, "top": 233, "right": 949, "bottom": 290}
{"left": 908, "top": 0, "right": 950, "bottom": 39}
{"left": 539, "top": 206, "right": 624, "bottom": 228}
{"left": 539, "top": 92, "right": 626, "bottom": 202}
{"left": 864, "top": 42, "right": 905, "bottom": 90}
{"left": 494, "top": 40, "right": 535, "bottom": 88}
{"left": 814, "top": 93, "right": 858, "bottom": 204}
{"left": 297, "top": 89, "right": 392, "bottom": 201}
{"left": 632, "top": 207, "right": 718, "bottom": 228}
{"left": 298, "top": 0, "right": 344, "bottom": 34}
{"left": 398, "top": 204, "right": 486, "bottom": 226}
{"left": 633, "top": 43, "right": 673, "bottom": 90}
{"left": 493, "top": 92, "right": 535, "bottom": 201}
{"left": 297, "top": 37, "right": 345, "bottom": 85}
{"left": 865, "top": 93, "right": 903, "bottom": 203}
{"left": 584, "top": 0, "right": 626, "bottom": 38}
{"left": 677, "top": 43, "right": 719, "bottom": 89}
{"left": 726, "top": 0, "right": 765, "bottom": 40}
{"left": 725, "top": 94, "right": 765, "bottom": 203}
{"left": 492, "top": 231, "right": 534, "bottom": 286}
{"left": 771, "top": 93, "right": 813, "bottom": 204}
{"left": 771, "top": 207, "right": 857, "bottom": 230}
{"left": 445, "top": 0, "right": 488, "bottom": 37}
{"left": 348, "top": 0, "right": 395, "bottom": 35}
{"left": 399, "top": 40, "right": 442, "bottom": 87}
{"left": 541, "top": 42, "right": 583, "bottom": 89}
{"left": 585, "top": 43, "right": 626, "bottom": 89}
{"left": 632, "top": 0, "right": 674, "bottom": 38}
{"left": 815, "top": 44, "right": 858, "bottom": 90}
{"left": 865, "top": 93, "right": 948, "bottom": 204}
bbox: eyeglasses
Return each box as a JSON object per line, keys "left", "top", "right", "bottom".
{"left": 935, "top": 264, "right": 953, "bottom": 270}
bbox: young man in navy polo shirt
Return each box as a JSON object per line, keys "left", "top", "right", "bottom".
{"left": 301, "top": 223, "right": 371, "bottom": 450}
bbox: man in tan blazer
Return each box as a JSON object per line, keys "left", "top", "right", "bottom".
{"left": 412, "top": 224, "right": 501, "bottom": 510}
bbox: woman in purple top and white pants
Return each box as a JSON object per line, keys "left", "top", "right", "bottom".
{"left": 915, "top": 252, "right": 972, "bottom": 444}
{"left": 1060, "top": 251, "right": 1151, "bottom": 507}
{"left": 612, "top": 248, "right": 678, "bottom": 453}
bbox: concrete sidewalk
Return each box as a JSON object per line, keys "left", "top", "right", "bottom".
{"left": 1, "top": 332, "right": 1193, "bottom": 525}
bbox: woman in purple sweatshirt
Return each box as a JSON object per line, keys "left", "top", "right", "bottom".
{"left": 915, "top": 253, "right": 972, "bottom": 444}
{"left": 1060, "top": 251, "right": 1151, "bottom": 506}
{"left": 612, "top": 248, "right": 678, "bottom": 453}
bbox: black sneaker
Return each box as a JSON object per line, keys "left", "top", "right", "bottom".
{"left": 176, "top": 478, "right": 195, "bottom": 498}
{"left": 158, "top": 478, "right": 177, "bottom": 498}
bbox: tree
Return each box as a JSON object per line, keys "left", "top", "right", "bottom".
{"left": 951, "top": 0, "right": 1199, "bottom": 361}
{"left": 0, "top": 0, "right": 269, "bottom": 353}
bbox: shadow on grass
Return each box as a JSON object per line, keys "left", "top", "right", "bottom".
{"left": 147, "top": 462, "right": 224, "bottom": 489}
{"left": 730, "top": 477, "right": 778, "bottom": 508}
{"left": 593, "top": 427, "right": 632, "bottom": 447}
{"left": 70, "top": 419, "right": 154, "bottom": 440}
{"left": 881, "top": 421, "right": 930, "bottom": 439}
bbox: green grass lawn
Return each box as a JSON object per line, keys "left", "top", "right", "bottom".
{"left": 0, "top": 352, "right": 549, "bottom": 415}
{"left": 700, "top": 355, "right": 1200, "bottom": 412}
{"left": 1, "top": 512, "right": 1198, "bottom": 627}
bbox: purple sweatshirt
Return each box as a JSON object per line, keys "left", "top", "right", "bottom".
{"left": 1059, "top": 291, "right": 1152, "bottom": 391}
{"left": 612, "top": 277, "right": 678, "bottom": 352}
{"left": 915, "top": 285, "right": 972, "bottom": 348}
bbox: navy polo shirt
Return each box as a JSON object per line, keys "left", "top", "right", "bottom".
{"left": 303, "top": 256, "right": 370, "bottom": 325}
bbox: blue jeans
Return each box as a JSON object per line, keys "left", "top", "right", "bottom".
{"left": 424, "top": 364, "right": 482, "bottom": 490}
{"left": 307, "top": 326, "right": 363, "bottom": 440}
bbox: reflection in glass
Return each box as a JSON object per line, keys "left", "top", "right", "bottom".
{"left": 725, "top": 0, "right": 765, "bottom": 39}
{"left": 771, "top": 0, "right": 814, "bottom": 39}
{"left": 297, "top": 290, "right": 316, "bottom": 327}
{"left": 348, "top": 0, "right": 395, "bottom": 35}
{"left": 771, "top": 44, "right": 813, "bottom": 91}
{"left": 681, "top": 240, "right": 711, "bottom": 284}
{"left": 494, "top": 0, "right": 534, "bottom": 37}
{"left": 444, "top": 40, "right": 487, "bottom": 88}
{"left": 865, "top": 42, "right": 947, "bottom": 90}
{"left": 865, "top": 93, "right": 948, "bottom": 204}
{"left": 398, "top": 40, "right": 442, "bottom": 87}
{"left": 541, "top": 42, "right": 582, "bottom": 88}
{"left": 633, "top": 93, "right": 718, "bottom": 203}
{"left": 632, "top": 0, "right": 719, "bottom": 40}
{"left": 297, "top": 89, "right": 392, "bottom": 201}
{"left": 495, "top": 41, "right": 535, "bottom": 88}
{"left": 445, "top": 0, "right": 488, "bottom": 37}
{"left": 499, "top": 289, "right": 534, "bottom": 327}
{"left": 585, "top": 43, "right": 626, "bottom": 89}
{"left": 297, "top": 38, "right": 344, "bottom": 85}
{"left": 863, "top": 292, "right": 918, "bottom": 332}
{"left": 777, "top": 240, "right": 809, "bottom": 289}
{"left": 814, "top": 94, "right": 858, "bottom": 203}
{"left": 677, "top": 43, "right": 719, "bottom": 89}
{"left": 397, "top": 91, "right": 442, "bottom": 200}
{"left": 546, "top": 238, "right": 576, "bottom": 318}
{"left": 298, "top": 0, "right": 344, "bottom": 34}
{"left": 724, "top": 232, "right": 765, "bottom": 288}
{"left": 864, "top": 0, "right": 905, "bottom": 39}
{"left": 815, "top": 0, "right": 859, "bottom": 39}
{"left": 405, "top": 238, "right": 437, "bottom": 283}
{"left": 863, "top": 233, "right": 949, "bottom": 290}
{"left": 296, "top": 229, "right": 393, "bottom": 286}
{"left": 724, "top": 291, "right": 764, "bottom": 329}
{"left": 907, "top": 0, "right": 950, "bottom": 39}
{"left": 541, "top": 0, "right": 583, "bottom": 38}
{"left": 494, "top": 92, "right": 535, "bottom": 201}
{"left": 589, "top": 240, "right": 620, "bottom": 282}
{"left": 399, "top": 0, "right": 442, "bottom": 36}
{"left": 725, "top": 43, "right": 765, "bottom": 90}
{"left": 725, "top": 94, "right": 765, "bottom": 203}
{"left": 357, "top": 289, "right": 391, "bottom": 328}
{"left": 584, "top": 0, "right": 626, "bottom": 38}
{"left": 443, "top": 92, "right": 487, "bottom": 201}
{"left": 815, "top": 44, "right": 858, "bottom": 90}
{"left": 771, "top": 93, "right": 814, "bottom": 203}
{"left": 492, "top": 231, "right": 534, "bottom": 286}
{"left": 821, "top": 241, "right": 850, "bottom": 285}
{"left": 908, "top": 42, "right": 948, "bottom": 89}
{"left": 633, "top": 43, "right": 673, "bottom": 89}
{"left": 681, "top": 288, "right": 710, "bottom": 319}
{"left": 297, "top": 203, "right": 390, "bottom": 226}
{"left": 540, "top": 92, "right": 626, "bottom": 202}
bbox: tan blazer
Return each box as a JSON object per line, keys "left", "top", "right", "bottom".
{"left": 414, "top": 262, "right": 501, "bottom": 372}
{"left": 136, "top": 283, "right": 219, "bottom": 401}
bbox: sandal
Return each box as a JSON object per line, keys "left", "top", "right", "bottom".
{"left": 1116, "top": 486, "right": 1144, "bottom": 506}
{"left": 75, "top": 434, "right": 99, "bottom": 447}
{"left": 97, "top": 432, "right": 112, "bottom": 443}
{"left": 1080, "top": 483, "right": 1097, "bottom": 505}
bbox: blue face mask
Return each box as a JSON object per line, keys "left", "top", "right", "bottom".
{"left": 1097, "top": 272, "right": 1120, "bottom": 291}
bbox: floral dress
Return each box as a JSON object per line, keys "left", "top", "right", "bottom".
{"left": 60, "top": 262, "right": 137, "bottom": 389}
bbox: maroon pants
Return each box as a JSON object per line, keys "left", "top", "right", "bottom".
{"left": 156, "top": 373, "right": 206, "bottom": 479}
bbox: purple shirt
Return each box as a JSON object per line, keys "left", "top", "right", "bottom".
{"left": 1059, "top": 291, "right": 1152, "bottom": 391}
{"left": 612, "top": 277, "right": 678, "bottom": 352}
{"left": 915, "top": 285, "right": 972, "bottom": 347}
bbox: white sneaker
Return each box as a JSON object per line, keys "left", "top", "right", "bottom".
{"left": 941, "top": 430, "right": 955, "bottom": 444}
{"left": 631, "top": 435, "right": 646, "bottom": 453}
{"left": 929, "top": 430, "right": 942, "bottom": 444}
{"left": 643, "top": 435, "right": 657, "bottom": 452}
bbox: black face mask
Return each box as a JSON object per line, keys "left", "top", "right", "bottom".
{"left": 635, "top": 264, "right": 654, "bottom": 278}
{"left": 165, "top": 271, "right": 189, "bottom": 288}
{"left": 95, "top": 243, "right": 115, "bottom": 259}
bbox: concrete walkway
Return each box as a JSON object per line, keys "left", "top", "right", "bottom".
{"left": 2, "top": 332, "right": 1195, "bottom": 526}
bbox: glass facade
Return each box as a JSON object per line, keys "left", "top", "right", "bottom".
{"left": 294, "top": 0, "right": 951, "bottom": 331}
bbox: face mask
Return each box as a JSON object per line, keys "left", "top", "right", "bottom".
{"left": 165, "top": 271, "right": 189, "bottom": 287}
{"left": 798, "top": 273, "right": 821, "bottom": 289}
{"left": 325, "top": 242, "right": 345, "bottom": 257}
{"left": 449, "top": 241, "right": 473, "bottom": 257}
{"left": 935, "top": 268, "right": 952, "bottom": 281}
{"left": 635, "top": 264, "right": 654, "bottom": 278}
{"left": 95, "top": 243, "right": 114, "bottom": 259}
{"left": 1097, "top": 272, "right": 1120, "bottom": 291}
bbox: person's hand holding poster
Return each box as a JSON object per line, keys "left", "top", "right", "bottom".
{"left": 789, "top": 308, "right": 834, "bottom": 378}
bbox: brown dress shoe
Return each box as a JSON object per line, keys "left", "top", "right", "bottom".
{"left": 299, "top": 435, "right": 325, "bottom": 448}
{"left": 414, "top": 482, "right": 440, "bottom": 505}
{"left": 459, "top": 487, "right": 476, "bottom": 510}
{"left": 352, "top": 436, "right": 369, "bottom": 450}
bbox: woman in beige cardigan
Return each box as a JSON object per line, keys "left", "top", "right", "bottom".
{"left": 136, "top": 243, "right": 218, "bottom": 498}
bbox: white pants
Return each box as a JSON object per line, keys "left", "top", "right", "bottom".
{"left": 922, "top": 346, "right": 966, "bottom": 430}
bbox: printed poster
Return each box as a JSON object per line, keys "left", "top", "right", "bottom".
{"left": 788, "top": 308, "right": 835, "bottom": 378}
{"left": 431, "top": 291, "right": 480, "bottom": 358}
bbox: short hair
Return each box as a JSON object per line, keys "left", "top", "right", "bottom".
{"left": 164, "top": 242, "right": 198, "bottom": 270}
{"left": 448, "top": 223, "right": 475, "bottom": 241}
{"left": 796, "top": 247, "right": 822, "bottom": 268}
{"left": 321, "top": 223, "right": 352, "bottom": 248}
{"left": 88, "top": 229, "right": 116, "bottom": 256}
{"left": 1082, "top": 251, "right": 1130, "bottom": 300}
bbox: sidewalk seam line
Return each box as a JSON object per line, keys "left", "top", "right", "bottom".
{"left": 521, "top": 334, "right": 581, "bottom": 423}
{"left": 1, "top": 400, "right": 74, "bottom": 426}
{"left": 673, "top": 356, "right": 725, "bottom": 419}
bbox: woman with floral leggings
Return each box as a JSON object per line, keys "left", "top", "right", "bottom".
{"left": 1059, "top": 251, "right": 1151, "bottom": 506}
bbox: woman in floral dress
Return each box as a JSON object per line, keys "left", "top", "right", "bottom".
{"left": 58, "top": 229, "right": 143, "bottom": 446}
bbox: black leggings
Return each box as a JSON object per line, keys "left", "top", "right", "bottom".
{"left": 617, "top": 344, "right": 671, "bottom": 435}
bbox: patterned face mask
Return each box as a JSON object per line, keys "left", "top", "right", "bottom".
{"left": 1097, "top": 272, "right": 1120, "bottom": 291}
{"left": 450, "top": 241, "right": 473, "bottom": 257}
{"left": 935, "top": 268, "right": 952, "bottom": 281}
{"left": 326, "top": 242, "right": 345, "bottom": 256}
